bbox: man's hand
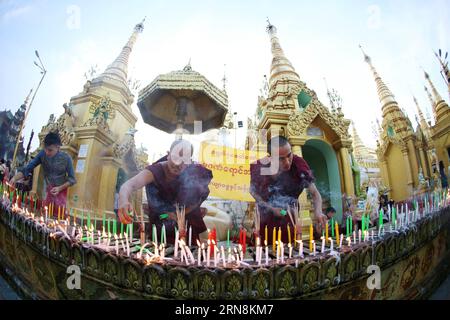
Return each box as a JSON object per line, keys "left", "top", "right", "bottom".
{"left": 271, "top": 207, "right": 285, "bottom": 218}
{"left": 315, "top": 212, "right": 327, "bottom": 230}
{"left": 117, "top": 203, "right": 134, "bottom": 224}
{"left": 50, "top": 186, "right": 62, "bottom": 195}
{"left": 168, "top": 212, "right": 177, "bottom": 221}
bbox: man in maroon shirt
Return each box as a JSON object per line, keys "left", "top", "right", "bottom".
{"left": 250, "top": 136, "right": 326, "bottom": 244}
{"left": 117, "top": 139, "right": 212, "bottom": 244}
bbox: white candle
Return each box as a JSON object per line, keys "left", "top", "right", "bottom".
{"left": 45, "top": 206, "right": 48, "bottom": 223}
{"left": 321, "top": 236, "right": 325, "bottom": 253}
{"left": 202, "top": 243, "right": 206, "bottom": 263}
{"left": 154, "top": 241, "right": 159, "bottom": 256}
{"left": 256, "top": 237, "right": 260, "bottom": 264}
{"left": 275, "top": 241, "right": 279, "bottom": 263}
{"left": 265, "top": 240, "right": 269, "bottom": 265}
{"left": 161, "top": 244, "right": 165, "bottom": 259}
{"left": 207, "top": 240, "right": 211, "bottom": 267}
{"left": 174, "top": 231, "right": 179, "bottom": 258}
{"left": 221, "top": 246, "right": 226, "bottom": 267}
{"left": 358, "top": 229, "right": 361, "bottom": 243}
{"left": 329, "top": 238, "right": 333, "bottom": 251}
{"left": 280, "top": 242, "right": 284, "bottom": 263}
{"left": 228, "top": 247, "right": 232, "bottom": 264}
{"left": 197, "top": 241, "right": 201, "bottom": 266}
{"left": 114, "top": 235, "right": 119, "bottom": 255}
{"left": 312, "top": 241, "right": 316, "bottom": 256}
{"left": 347, "top": 237, "right": 351, "bottom": 247}
{"left": 184, "top": 245, "right": 195, "bottom": 264}
{"left": 120, "top": 234, "right": 126, "bottom": 254}
{"left": 188, "top": 226, "right": 192, "bottom": 247}
{"left": 213, "top": 241, "right": 217, "bottom": 267}
{"left": 371, "top": 230, "right": 374, "bottom": 241}
{"left": 339, "top": 234, "right": 343, "bottom": 248}
{"left": 288, "top": 243, "right": 292, "bottom": 259}
{"left": 353, "top": 230, "right": 356, "bottom": 245}
{"left": 239, "top": 244, "right": 243, "bottom": 262}
{"left": 124, "top": 232, "right": 130, "bottom": 256}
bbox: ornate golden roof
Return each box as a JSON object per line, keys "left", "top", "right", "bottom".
{"left": 137, "top": 64, "right": 228, "bottom": 133}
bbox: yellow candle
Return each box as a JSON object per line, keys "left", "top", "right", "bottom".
{"left": 273, "top": 227, "right": 276, "bottom": 252}
{"left": 294, "top": 230, "right": 297, "bottom": 248}
{"left": 74, "top": 209, "right": 77, "bottom": 224}
{"left": 325, "top": 221, "right": 329, "bottom": 244}
{"left": 58, "top": 206, "right": 61, "bottom": 221}
{"left": 265, "top": 225, "right": 268, "bottom": 244}
{"left": 309, "top": 223, "right": 313, "bottom": 248}
{"left": 287, "top": 225, "right": 291, "bottom": 245}
{"left": 335, "top": 222, "right": 340, "bottom": 246}
{"left": 278, "top": 227, "right": 281, "bottom": 243}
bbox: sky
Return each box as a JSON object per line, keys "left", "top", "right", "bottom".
{"left": 0, "top": 0, "right": 449, "bottom": 161}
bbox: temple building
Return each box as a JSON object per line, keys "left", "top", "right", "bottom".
{"left": 249, "top": 21, "right": 359, "bottom": 223}
{"left": 423, "top": 70, "right": 450, "bottom": 185}
{"left": 361, "top": 47, "right": 450, "bottom": 201}
{"left": 350, "top": 121, "right": 381, "bottom": 192}
{"left": 32, "top": 20, "right": 148, "bottom": 217}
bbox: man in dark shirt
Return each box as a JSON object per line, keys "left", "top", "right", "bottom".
{"left": 117, "top": 139, "right": 213, "bottom": 244}
{"left": 250, "top": 136, "right": 326, "bottom": 244}
{"left": 9, "top": 132, "right": 76, "bottom": 207}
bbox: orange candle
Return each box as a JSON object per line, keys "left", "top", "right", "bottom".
{"left": 265, "top": 225, "right": 268, "bottom": 244}
{"left": 287, "top": 225, "right": 291, "bottom": 245}
{"left": 309, "top": 224, "right": 313, "bottom": 251}
{"left": 272, "top": 227, "right": 276, "bottom": 252}
{"left": 335, "top": 222, "right": 340, "bottom": 246}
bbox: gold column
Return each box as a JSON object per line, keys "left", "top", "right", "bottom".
{"left": 418, "top": 147, "right": 430, "bottom": 179}
{"left": 97, "top": 157, "right": 122, "bottom": 216}
{"left": 339, "top": 147, "right": 355, "bottom": 197}
{"left": 406, "top": 139, "right": 420, "bottom": 187}
{"left": 401, "top": 148, "right": 413, "bottom": 198}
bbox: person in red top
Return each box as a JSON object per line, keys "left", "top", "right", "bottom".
{"left": 117, "top": 139, "right": 213, "bottom": 244}
{"left": 250, "top": 135, "right": 326, "bottom": 244}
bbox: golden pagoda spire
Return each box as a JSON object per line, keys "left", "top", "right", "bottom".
{"left": 423, "top": 70, "right": 450, "bottom": 124}
{"left": 266, "top": 19, "right": 300, "bottom": 86}
{"left": 359, "top": 45, "right": 396, "bottom": 109}
{"left": 424, "top": 84, "right": 435, "bottom": 113}
{"left": 351, "top": 121, "right": 370, "bottom": 161}
{"left": 424, "top": 70, "right": 443, "bottom": 103}
{"left": 98, "top": 18, "right": 145, "bottom": 85}
{"left": 413, "top": 96, "right": 431, "bottom": 139}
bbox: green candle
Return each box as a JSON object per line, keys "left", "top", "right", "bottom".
{"left": 379, "top": 209, "right": 383, "bottom": 230}
{"left": 87, "top": 212, "right": 91, "bottom": 230}
{"left": 227, "top": 229, "right": 230, "bottom": 248}
{"left": 108, "top": 218, "right": 111, "bottom": 234}
{"left": 103, "top": 213, "right": 106, "bottom": 230}
{"left": 351, "top": 217, "right": 353, "bottom": 234}
{"left": 131, "top": 223, "right": 133, "bottom": 241}
{"left": 346, "top": 216, "right": 349, "bottom": 237}
{"left": 121, "top": 222, "right": 124, "bottom": 235}
{"left": 113, "top": 219, "right": 117, "bottom": 235}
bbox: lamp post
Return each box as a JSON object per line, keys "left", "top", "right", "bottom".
{"left": 12, "top": 50, "right": 47, "bottom": 168}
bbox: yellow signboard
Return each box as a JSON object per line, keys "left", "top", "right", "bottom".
{"left": 199, "top": 142, "right": 265, "bottom": 202}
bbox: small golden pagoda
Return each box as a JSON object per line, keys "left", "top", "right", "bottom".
{"left": 249, "top": 21, "right": 359, "bottom": 224}
{"left": 32, "top": 20, "right": 148, "bottom": 217}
